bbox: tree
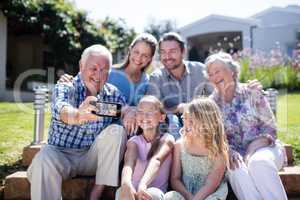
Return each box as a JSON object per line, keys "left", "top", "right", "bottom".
{"left": 2, "top": 0, "right": 106, "bottom": 71}
{"left": 144, "top": 18, "right": 178, "bottom": 40}
{"left": 98, "top": 17, "right": 136, "bottom": 54}
{"left": 1, "top": 0, "right": 136, "bottom": 70}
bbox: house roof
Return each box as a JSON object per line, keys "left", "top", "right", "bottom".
{"left": 179, "top": 14, "right": 258, "bottom": 32}
{"left": 251, "top": 5, "right": 300, "bottom": 18}
{"left": 179, "top": 5, "right": 300, "bottom": 32}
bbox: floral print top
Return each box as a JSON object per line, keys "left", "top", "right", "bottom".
{"left": 211, "top": 83, "right": 277, "bottom": 156}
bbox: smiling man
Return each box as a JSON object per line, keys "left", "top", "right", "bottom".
{"left": 147, "top": 32, "right": 213, "bottom": 139}
{"left": 27, "top": 44, "right": 127, "bottom": 200}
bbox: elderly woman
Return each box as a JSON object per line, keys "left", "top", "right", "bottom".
{"left": 205, "top": 52, "right": 287, "bottom": 200}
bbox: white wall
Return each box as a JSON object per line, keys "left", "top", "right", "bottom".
{"left": 253, "top": 23, "right": 300, "bottom": 55}
{"left": 180, "top": 18, "right": 253, "bottom": 49}
{"left": 255, "top": 11, "right": 300, "bottom": 27}
{"left": 0, "top": 11, "right": 7, "bottom": 98}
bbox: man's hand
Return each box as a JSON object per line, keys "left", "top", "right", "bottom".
{"left": 77, "top": 96, "right": 100, "bottom": 124}
{"left": 60, "top": 96, "right": 100, "bottom": 124}
{"left": 58, "top": 73, "right": 74, "bottom": 84}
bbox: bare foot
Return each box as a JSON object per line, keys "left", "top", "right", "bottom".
{"left": 89, "top": 184, "right": 105, "bottom": 200}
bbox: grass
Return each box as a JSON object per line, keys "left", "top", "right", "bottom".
{"left": 0, "top": 103, "right": 51, "bottom": 184}
{"left": 277, "top": 90, "right": 300, "bottom": 165}
{"left": 0, "top": 92, "right": 299, "bottom": 184}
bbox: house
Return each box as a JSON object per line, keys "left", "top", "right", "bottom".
{"left": 0, "top": 6, "right": 128, "bottom": 102}
{"left": 179, "top": 5, "right": 300, "bottom": 62}
{"left": 0, "top": 8, "right": 53, "bottom": 101}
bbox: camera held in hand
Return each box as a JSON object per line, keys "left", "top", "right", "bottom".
{"left": 90, "top": 101, "right": 122, "bottom": 118}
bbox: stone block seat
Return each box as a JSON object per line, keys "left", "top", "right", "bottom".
{"left": 2, "top": 144, "right": 300, "bottom": 199}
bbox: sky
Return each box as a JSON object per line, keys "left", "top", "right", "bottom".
{"left": 72, "top": 0, "right": 300, "bottom": 32}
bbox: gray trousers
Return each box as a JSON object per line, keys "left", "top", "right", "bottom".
{"left": 27, "top": 124, "right": 126, "bottom": 200}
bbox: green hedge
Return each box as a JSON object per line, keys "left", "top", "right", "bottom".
{"left": 239, "top": 58, "right": 300, "bottom": 91}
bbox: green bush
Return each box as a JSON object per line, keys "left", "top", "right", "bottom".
{"left": 239, "top": 58, "right": 300, "bottom": 91}
{"left": 2, "top": 0, "right": 136, "bottom": 71}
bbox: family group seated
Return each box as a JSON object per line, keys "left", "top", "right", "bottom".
{"left": 27, "top": 32, "right": 288, "bottom": 200}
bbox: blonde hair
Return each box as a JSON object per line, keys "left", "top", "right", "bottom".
{"left": 185, "top": 97, "right": 229, "bottom": 166}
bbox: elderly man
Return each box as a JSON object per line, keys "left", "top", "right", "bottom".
{"left": 27, "top": 44, "right": 127, "bottom": 200}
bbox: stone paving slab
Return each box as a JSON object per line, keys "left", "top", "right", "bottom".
{"left": 4, "top": 171, "right": 115, "bottom": 200}
{"left": 4, "top": 167, "right": 300, "bottom": 200}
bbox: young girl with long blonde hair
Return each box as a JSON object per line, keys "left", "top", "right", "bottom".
{"left": 164, "top": 97, "right": 229, "bottom": 200}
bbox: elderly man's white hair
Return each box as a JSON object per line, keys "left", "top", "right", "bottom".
{"left": 80, "top": 44, "right": 113, "bottom": 67}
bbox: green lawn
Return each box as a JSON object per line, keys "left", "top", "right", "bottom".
{"left": 277, "top": 91, "right": 300, "bottom": 165}
{"left": 0, "top": 103, "right": 51, "bottom": 184}
{"left": 0, "top": 92, "right": 299, "bottom": 184}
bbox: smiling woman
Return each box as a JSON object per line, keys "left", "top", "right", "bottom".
{"left": 205, "top": 52, "right": 288, "bottom": 200}
{"left": 108, "top": 33, "right": 157, "bottom": 106}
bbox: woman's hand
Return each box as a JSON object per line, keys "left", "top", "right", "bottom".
{"left": 229, "top": 150, "right": 243, "bottom": 170}
{"left": 137, "top": 183, "right": 152, "bottom": 200}
{"left": 243, "top": 152, "right": 253, "bottom": 165}
{"left": 123, "top": 108, "right": 138, "bottom": 136}
{"left": 244, "top": 136, "right": 272, "bottom": 164}
{"left": 120, "top": 182, "right": 137, "bottom": 200}
{"left": 247, "top": 79, "right": 263, "bottom": 91}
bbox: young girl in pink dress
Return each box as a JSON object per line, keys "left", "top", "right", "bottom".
{"left": 116, "top": 95, "right": 175, "bottom": 200}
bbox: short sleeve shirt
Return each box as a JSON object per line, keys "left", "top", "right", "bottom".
{"left": 147, "top": 61, "right": 213, "bottom": 110}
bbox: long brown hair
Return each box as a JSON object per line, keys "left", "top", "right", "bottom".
{"left": 120, "top": 33, "right": 157, "bottom": 72}
{"left": 136, "top": 95, "right": 167, "bottom": 160}
{"left": 185, "top": 97, "right": 229, "bottom": 167}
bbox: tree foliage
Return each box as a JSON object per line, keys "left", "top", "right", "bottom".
{"left": 144, "top": 18, "right": 177, "bottom": 41}
{"left": 99, "top": 17, "right": 136, "bottom": 54}
{"left": 1, "top": 0, "right": 136, "bottom": 70}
